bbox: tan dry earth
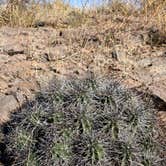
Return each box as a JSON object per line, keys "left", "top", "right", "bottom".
{"left": 0, "top": 16, "right": 166, "bottom": 125}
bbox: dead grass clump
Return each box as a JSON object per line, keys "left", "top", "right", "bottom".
{"left": 94, "top": 0, "right": 137, "bottom": 17}
{"left": 34, "top": 0, "right": 71, "bottom": 28}
{"left": 29, "top": 0, "right": 87, "bottom": 28}
{"left": 142, "top": 0, "right": 166, "bottom": 33}
{"left": 62, "top": 10, "right": 88, "bottom": 28}
{"left": 0, "top": 0, "right": 165, "bottom": 31}
{"left": 0, "top": 0, "right": 81, "bottom": 28}
{"left": 0, "top": 0, "right": 36, "bottom": 27}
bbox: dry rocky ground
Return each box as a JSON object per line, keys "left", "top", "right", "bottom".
{"left": 0, "top": 14, "right": 166, "bottom": 128}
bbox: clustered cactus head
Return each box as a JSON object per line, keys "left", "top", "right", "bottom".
{"left": 1, "top": 77, "right": 163, "bottom": 166}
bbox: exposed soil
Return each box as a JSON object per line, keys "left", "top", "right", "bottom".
{"left": 0, "top": 16, "right": 166, "bottom": 122}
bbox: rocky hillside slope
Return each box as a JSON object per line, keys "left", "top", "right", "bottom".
{"left": 0, "top": 13, "right": 166, "bottom": 125}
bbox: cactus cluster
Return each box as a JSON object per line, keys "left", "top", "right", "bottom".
{"left": 1, "top": 77, "right": 163, "bottom": 166}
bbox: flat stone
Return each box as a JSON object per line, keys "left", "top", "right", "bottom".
{"left": 48, "top": 46, "right": 68, "bottom": 61}
{"left": 149, "top": 81, "right": 166, "bottom": 103}
{"left": 34, "top": 21, "right": 45, "bottom": 28}
{"left": 3, "top": 44, "right": 25, "bottom": 56}
{"left": 6, "top": 49, "right": 24, "bottom": 56}
{"left": 157, "top": 111, "right": 166, "bottom": 125}
{"left": 137, "top": 58, "right": 152, "bottom": 68}
{"left": 114, "top": 47, "right": 136, "bottom": 65}
{"left": 0, "top": 94, "right": 19, "bottom": 124}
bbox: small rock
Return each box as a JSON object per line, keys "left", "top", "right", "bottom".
{"left": 49, "top": 65, "right": 61, "bottom": 74}
{"left": 34, "top": 21, "right": 45, "bottom": 28}
{"left": 108, "top": 65, "right": 121, "bottom": 72}
{"left": 51, "top": 40, "right": 62, "bottom": 47}
{"left": 59, "top": 31, "right": 63, "bottom": 36}
{"left": 113, "top": 47, "right": 129, "bottom": 64}
{"left": 88, "top": 36, "right": 100, "bottom": 43}
{"left": 31, "top": 67, "right": 43, "bottom": 71}
{"left": 111, "top": 50, "right": 118, "bottom": 60}
{"left": 137, "top": 58, "right": 153, "bottom": 68}
{"left": 74, "top": 70, "right": 79, "bottom": 75}
{"left": 146, "top": 27, "right": 166, "bottom": 45}
{"left": 2, "top": 43, "right": 25, "bottom": 56}
{"left": 149, "top": 82, "right": 166, "bottom": 103}
{"left": 48, "top": 46, "right": 67, "bottom": 61}
{"left": 49, "top": 66, "right": 58, "bottom": 73}
{"left": 15, "top": 91, "right": 27, "bottom": 106}
{"left": 162, "top": 51, "right": 166, "bottom": 57}
{"left": 6, "top": 49, "right": 24, "bottom": 56}
{"left": 41, "top": 53, "right": 50, "bottom": 62}
{"left": 19, "top": 32, "right": 28, "bottom": 36}
{"left": 0, "top": 94, "right": 19, "bottom": 124}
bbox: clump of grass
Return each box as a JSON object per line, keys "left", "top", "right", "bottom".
{"left": 0, "top": 0, "right": 77, "bottom": 28}
{"left": 93, "top": 0, "right": 136, "bottom": 17}
{"left": 1, "top": 76, "right": 164, "bottom": 165}
{"left": 34, "top": 0, "right": 71, "bottom": 28}
{"left": 63, "top": 10, "right": 88, "bottom": 28}
{"left": 0, "top": 0, "right": 37, "bottom": 27}
{"left": 32, "top": 0, "right": 88, "bottom": 28}
{"left": 142, "top": 0, "right": 166, "bottom": 33}
{"left": 0, "top": 0, "right": 165, "bottom": 32}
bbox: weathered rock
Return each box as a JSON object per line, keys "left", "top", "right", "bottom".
{"left": 0, "top": 94, "right": 19, "bottom": 124}
{"left": 114, "top": 48, "right": 135, "bottom": 66}
{"left": 2, "top": 44, "right": 25, "bottom": 56}
{"left": 48, "top": 46, "right": 68, "bottom": 61}
{"left": 146, "top": 27, "right": 166, "bottom": 45}
{"left": 6, "top": 49, "right": 24, "bottom": 56}
{"left": 149, "top": 81, "right": 166, "bottom": 104}
{"left": 34, "top": 21, "right": 45, "bottom": 28}
{"left": 137, "top": 58, "right": 152, "bottom": 68}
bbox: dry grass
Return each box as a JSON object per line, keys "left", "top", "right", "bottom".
{"left": 0, "top": 0, "right": 88, "bottom": 28}
{"left": 0, "top": 0, "right": 165, "bottom": 33}
{"left": 0, "top": 0, "right": 37, "bottom": 27}
{"left": 142, "top": 0, "right": 166, "bottom": 32}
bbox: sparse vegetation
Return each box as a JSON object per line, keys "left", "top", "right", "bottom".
{"left": 0, "top": 0, "right": 88, "bottom": 28}
{"left": 0, "top": 1, "right": 165, "bottom": 166}
{"left": 142, "top": 0, "right": 166, "bottom": 31}
{"left": 0, "top": 0, "right": 36, "bottom": 27}
{"left": 0, "top": 76, "right": 164, "bottom": 165}
{"left": 0, "top": 0, "right": 165, "bottom": 32}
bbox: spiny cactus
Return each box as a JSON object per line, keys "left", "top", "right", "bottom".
{"left": 1, "top": 76, "right": 164, "bottom": 166}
